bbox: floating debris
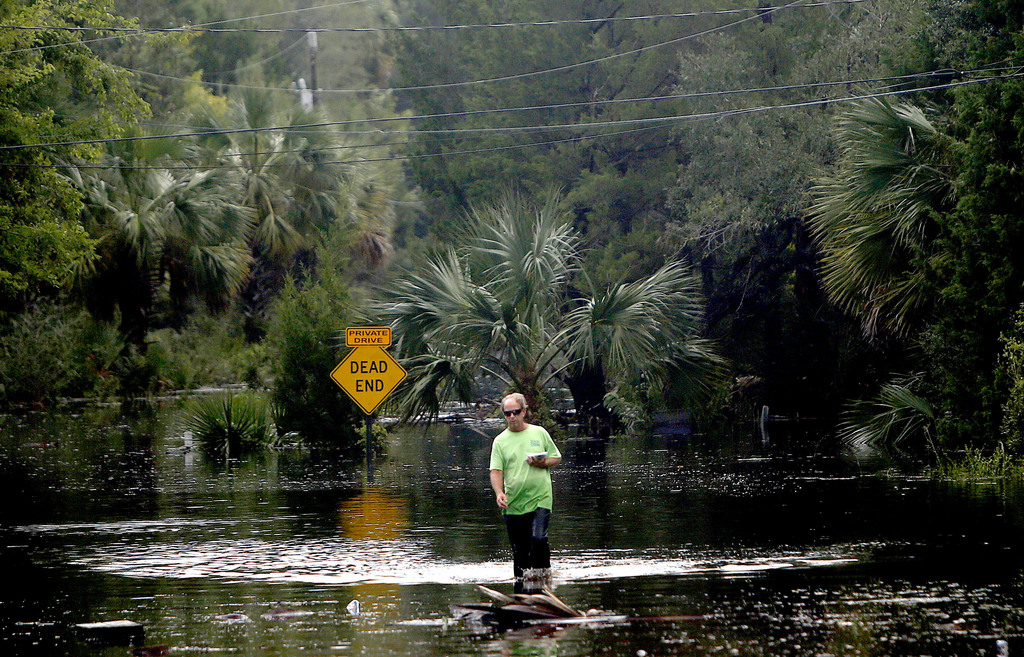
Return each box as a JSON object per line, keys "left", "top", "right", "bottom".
{"left": 75, "top": 619, "right": 144, "bottom": 646}
{"left": 214, "top": 613, "right": 251, "bottom": 623}
{"left": 452, "top": 585, "right": 625, "bottom": 627}
{"left": 261, "top": 603, "right": 314, "bottom": 621}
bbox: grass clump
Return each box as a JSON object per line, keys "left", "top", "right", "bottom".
{"left": 184, "top": 392, "right": 279, "bottom": 459}
{"left": 931, "top": 444, "right": 1024, "bottom": 481}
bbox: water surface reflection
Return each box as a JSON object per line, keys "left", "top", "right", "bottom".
{"left": 2, "top": 407, "right": 1024, "bottom": 656}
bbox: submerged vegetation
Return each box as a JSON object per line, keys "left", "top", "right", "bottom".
{"left": 184, "top": 392, "right": 279, "bottom": 458}
{"left": 930, "top": 445, "right": 1024, "bottom": 482}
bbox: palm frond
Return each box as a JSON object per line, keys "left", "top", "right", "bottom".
{"left": 809, "top": 97, "right": 954, "bottom": 338}
{"left": 382, "top": 249, "right": 504, "bottom": 358}
{"left": 337, "top": 163, "right": 397, "bottom": 270}
{"left": 565, "top": 261, "right": 706, "bottom": 376}
{"left": 838, "top": 377, "right": 936, "bottom": 451}
{"left": 466, "top": 189, "right": 580, "bottom": 315}
{"left": 387, "top": 352, "right": 478, "bottom": 422}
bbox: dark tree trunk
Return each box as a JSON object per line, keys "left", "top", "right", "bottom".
{"left": 239, "top": 256, "right": 285, "bottom": 342}
{"left": 564, "top": 362, "right": 616, "bottom": 436}
{"left": 117, "top": 263, "right": 154, "bottom": 351}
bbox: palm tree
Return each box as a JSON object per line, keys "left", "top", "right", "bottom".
{"left": 808, "top": 97, "right": 955, "bottom": 339}
{"left": 809, "top": 98, "right": 959, "bottom": 454}
{"left": 65, "top": 134, "right": 252, "bottom": 346}
{"left": 335, "top": 163, "right": 398, "bottom": 278}
{"left": 378, "top": 191, "right": 722, "bottom": 427}
{"left": 195, "top": 90, "right": 350, "bottom": 339}
{"left": 563, "top": 262, "right": 724, "bottom": 430}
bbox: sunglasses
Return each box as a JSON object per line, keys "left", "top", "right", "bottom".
{"left": 503, "top": 408, "right": 524, "bottom": 417}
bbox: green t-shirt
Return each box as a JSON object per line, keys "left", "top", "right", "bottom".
{"left": 489, "top": 424, "right": 561, "bottom": 515}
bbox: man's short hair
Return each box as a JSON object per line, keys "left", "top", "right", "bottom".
{"left": 501, "top": 392, "right": 527, "bottom": 410}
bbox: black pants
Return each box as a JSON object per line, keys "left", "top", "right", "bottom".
{"left": 503, "top": 507, "right": 551, "bottom": 581}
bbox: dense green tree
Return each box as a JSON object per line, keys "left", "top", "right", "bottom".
{"left": 378, "top": 192, "right": 722, "bottom": 428}
{"left": 392, "top": 0, "right": 693, "bottom": 243}
{"left": 392, "top": 0, "right": 932, "bottom": 419}
{"left": 662, "top": 0, "right": 929, "bottom": 417}
{"left": 0, "top": 0, "right": 148, "bottom": 310}
{"left": 265, "top": 258, "right": 363, "bottom": 450}
{"left": 808, "top": 2, "right": 1024, "bottom": 452}
{"left": 878, "top": 0, "right": 1024, "bottom": 450}
{"left": 924, "top": 75, "right": 1024, "bottom": 448}
{"left": 65, "top": 135, "right": 252, "bottom": 346}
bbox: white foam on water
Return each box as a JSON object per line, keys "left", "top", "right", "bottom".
{"left": 20, "top": 518, "right": 863, "bottom": 586}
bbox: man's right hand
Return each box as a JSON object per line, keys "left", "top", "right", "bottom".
{"left": 490, "top": 469, "right": 508, "bottom": 509}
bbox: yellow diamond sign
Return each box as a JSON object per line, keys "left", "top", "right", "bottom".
{"left": 331, "top": 345, "right": 407, "bottom": 415}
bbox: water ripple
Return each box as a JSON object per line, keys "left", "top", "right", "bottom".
{"left": 19, "top": 519, "right": 863, "bottom": 586}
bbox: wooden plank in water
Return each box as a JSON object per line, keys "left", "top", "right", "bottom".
{"left": 500, "top": 604, "right": 560, "bottom": 619}
{"left": 539, "top": 589, "right": 583, "bottom": 617}
{"left": 512, "top": 593, "right": 574, "bottom": 617}
{"left": 477, "top": 585, "right": 515, "bottom": 605}
{"left": 527, "top": 615, "right": 630, "bottom": 626}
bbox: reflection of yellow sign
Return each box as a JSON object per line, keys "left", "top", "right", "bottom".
{"left": 339, "top": 489, "right": 408, "bottom": 541}
{"left": 346, "top": 326, "right": 392, "bottom": 347}
{"left": 330, "top": 345, "right": 407, "bottom": 415}
{"left": 339, "top": 489, "right": 407, "bottom": 621}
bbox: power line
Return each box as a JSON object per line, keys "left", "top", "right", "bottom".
{"left": 111, "top": 0, "right": 844, "bottom": 96}
{"left": 0, "top": 66, "right": 984, "bottom": 152}
{"left": 37, "top": 66, "right": 970, "bottom": 142}
{"left": 126, "top": 68, "right": 972, "bottom": 135}
{"left": 5, "top": 73, "right": 1016, "bottom": 165}
{"left": 55, "top": 126, "right": 657, "bottom": 171}
{"left": 42, "top": 65, "right": 981, "bottom": 140}
{"left": 1, "top": 1, "right": 869, "bottom": 37}
{"left": 2, "top": 0, "right": 874, "bottom": 106}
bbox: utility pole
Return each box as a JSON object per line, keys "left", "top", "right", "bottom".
{"left": 307, "top": 31, "right": 319, "bottom": 106}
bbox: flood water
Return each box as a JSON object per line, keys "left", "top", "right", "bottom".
{"left": 2, "top": 403, "right": 1024, "bottom": 657}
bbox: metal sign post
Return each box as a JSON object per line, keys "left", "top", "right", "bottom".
{"left": 365, "top": 415, "right": 373, "bottom": 481}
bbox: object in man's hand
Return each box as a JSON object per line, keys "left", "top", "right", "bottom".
{"left": 526, "top": 452, "right": 547, "bottom": 462}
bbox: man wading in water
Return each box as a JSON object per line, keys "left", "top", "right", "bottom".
{"left": 489, "top": 392, "right": 562, "bottom": 593}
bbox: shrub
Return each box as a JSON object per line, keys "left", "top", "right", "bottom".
{"left": 110, "top": 345, "right": 161, "bottom": 400}
{"left": 147, "top": 314, "right": 249, "bottom": 391}
{"left": 931, "top": 444, "right": 1024, "bottom": 481}
{"left": 184, "top": 392, "right": 279, "bottom": 458}
{"left": 265, "top": 271, "right": 363, "bottom": 451}
{"left": 233, "top": 342, "right": 272, "bottom": 390}
{"left": 0, "top": 300, "right": 122, "bottom": 405}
